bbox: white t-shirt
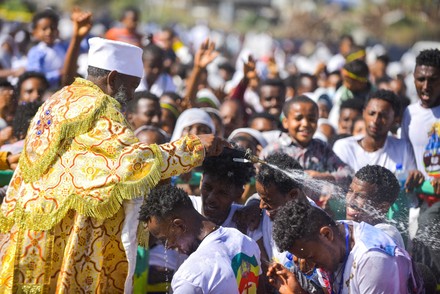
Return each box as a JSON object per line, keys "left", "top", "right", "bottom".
{"left": 189, "top": 195, "right": 243, "bottom": 229}
{"left": 333, "top": 135, "right": 416, "bottom": 172}
{"left": 171, "top": 226, "right": 261, "bottom": 294}
{"left": 334, "top": 221, "right": 416, "bottom": 294}
{"left": 401, "top": 102, "right": 440, "bottom": 177}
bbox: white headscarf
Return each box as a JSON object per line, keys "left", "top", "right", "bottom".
{"left": 228, "top": 127, "right": 268, "bottom": 148}
{"left": 171, "top": 108, "right": 215, "bottom": 141}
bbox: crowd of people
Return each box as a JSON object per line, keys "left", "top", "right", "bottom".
{"left": 0, "top": 4, "right": 439, "bottom": 294}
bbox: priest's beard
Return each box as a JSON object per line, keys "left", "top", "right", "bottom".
{"left": 113, "top": 84, "right": 127, "bottom": 107}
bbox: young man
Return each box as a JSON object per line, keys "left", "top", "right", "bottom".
{"left": 269, "top": 198, "right": 423, "bottom": 294}
{"left": 139, "top": 185, "right": 261, "bottom": 293}
{"left": 126, "top": 91, "right": 162, "bottom": 131}
{"left": 259, "top": 78, "right": 286, "bottom": 119}
{"left": 345, "top": 165, "right": 405, "bottom": 248}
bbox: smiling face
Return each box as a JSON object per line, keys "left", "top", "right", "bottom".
{"left": 200, "top": 174, "right": 243, "bottom": 225}
{"left": 414, "top": 65, "right": 440, "bottom": 109}
{"left": 345, "top": 177, "right": 382, "bottom": 223}
{"left": 33, "top": 17, "right": 58, "bottom": 46}
{"left": 256, "top": 181, "right": 296, "bottom": 221}
{"left": 363, "top": 98, "right": 395, "bottom": 140}
{"left": 282, "top": 102, "right": 318, "bottom": 147}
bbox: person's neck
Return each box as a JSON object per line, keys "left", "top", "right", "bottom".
{"left": 196, "top": 216, "right": 219, "bottom": 244}
{"left": 359, "top": 135, "right": 386, "bottom": 152}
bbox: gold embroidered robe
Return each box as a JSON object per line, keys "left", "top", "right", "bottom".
{"left": 0, "top": 78, "right": 205, "bottom": 293}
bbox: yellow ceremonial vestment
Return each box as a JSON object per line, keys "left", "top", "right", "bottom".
{"left": 0, "top": 78, "right": 204, "bottom": 293}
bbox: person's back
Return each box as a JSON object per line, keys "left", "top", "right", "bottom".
{"left": 172, "top": 226, "right": 260, "bottom": 293}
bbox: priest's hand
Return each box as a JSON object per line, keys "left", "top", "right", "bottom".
{"left": 198, "top": 134, "right": 231, "bottom": 157}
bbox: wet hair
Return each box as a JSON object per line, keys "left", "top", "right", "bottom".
{"left": 415, "top": 49, "right": 440, "bottom": 69}
{"left": 202, "top": 147, "right": 255, "bottom": 187}
{"left": 32, "top": 9, "right": 59, "bottom": 30}
{"left": 126, "top": 91, "right": 159, "bottom": 114}
{"left": 339, "top": 98, "right": 364, "bottom": 112}
{"left": 16, "top": 71, "right": 49, "bottom": 94}
{"left": 139, "top": 184, "right": 194, "bottom": 222}
{"left": 12, "top": 101, "right": 43, "bottom": 140}
{"left": 282, "top": 95, "right": 318, "bottom": 117}
{"left": 365, "top": 89, "right": 401, "bottom": 116}
{"left": 257, "top": 152, "right": 303, "bottom": 193}
{"left": 354, "top": 165, "right": 400, "bottom": 205}
{"left": 87, "top": 66, "right": 110, "bottom": 78}
{"left": 273, "top": 197, "right": 336, "bottom": 252}
{"left": 343, "top": 59, "right": 369, "bottom": 79}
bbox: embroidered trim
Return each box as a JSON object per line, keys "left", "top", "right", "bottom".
{"left": 0, "top": 145, "right": 163, "bottom": 232}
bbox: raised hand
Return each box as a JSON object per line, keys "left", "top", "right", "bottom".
{"left": 194, "top": 38, "right": 219, "bottom": 69}
{"left": 71, "top": 7, "right": 92, "bottom": 40}
{"left": 243, "top": 54, "right": 258, "bottom": 80}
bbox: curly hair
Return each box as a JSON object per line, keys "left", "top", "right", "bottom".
{"left": 365, "top": 89, "right": 401, "bottom": 117}
{"left": 354, "top": 165, "right": 400, "bottom": 205}
{"left": 32, "top": 9, "right": 59, "bottom": 30}
{"left": 257, "top": 152, "right": 304, "bottom": 194}
{"left": 282, "top": 95, "right": 318, "bottom": 117}
{"left": 416, "top": 49, "right": 440, "bottom": 69}
{"left": 202, "top": 147, "right": 255, "bottom": 187}
{"left": 273, "top": 197, "right": 336, "bottom": 252}
{"left": 138, "top": 185, "right": 193, "bottom": 222}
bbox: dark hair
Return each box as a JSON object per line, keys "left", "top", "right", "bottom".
{"left": 257, "top": 152, "right": 303, "bottom": 193}
{"left": 87, "top": 66, "right": 110, "bottom": 78}
{"left": 202, "top": 147, "right": 255, "bottom": 187}
{"left": 415, "top": 49, "right": 440, "bottom": 69}
{"left": 343, "top": 59, "right": 369, "bottom": 79}
{"left": 340, "top": 98, "right": 364, "bottom": 112}
{"left": 126, "top": 91, "right": 160, "bottom": 114}
{"left": 0, "top": 79, "right": 13, "bottom": 89}
{"left": 365, "top": 89, "right": 400, "bottom": 117}
{"left": 259, "top": 78, "right": 286, "bottom": 94}
{"left": 12, "top": 101, "right": 43, "bottom": 140}
{"left": 273, "top": 197, "right": 336, "bottom": 252}
{"left": 120, "top": 6, "right": 140, "bottom": 21}
{"left": 143, "top": 43, "right": 165, "bottom": 59}
{"left": 32, "top": 9, "right": 59, "bottom": 30}
{"left": 218, "top": 62, "right": 235, "bottom": 75}
{"left": 283, "top": 74, "right": 299, "bottom": 90}
{"left": 161, "top": 91, "right": 182, "bottom": 102}
{"left": 354, "top": 165, "right": 400, "bottom": 205}
{"left": 135, "top": 125, "right": 169, "bottom": 144}
{"left": 248, "top": 112, "right": 277, "bottom": 125}
{"left": 139, "top": 184, "right": 194, "bottom": 222}
{"left": 282, "top": 95, "right": 318, "bottom": 117}
{"left": 16, "top": 71, "right": 49, "bottom": 94}
{"left": 376, "top": 54, "right": 390, "bottom": 66}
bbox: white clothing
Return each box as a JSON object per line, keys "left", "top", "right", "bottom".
{"left": 136, "top": 72, "right": 176, "bottom": 97}
{"left": 401, "top": 102, "right": 440, "bottom": 177}
{"left": 170, "top": 108, "right": 215, "bottom": 141}
{"left": 171, "top": 226, "right": 261, "bottom": 294}
{"left": 374, "top": 223, "right": 405, "bottom": 249}
{"left": 333, "top": 135, "right": 417, "bottom": 172}
{"left": 334, "top": 221, "right": 420, "bottom": 294}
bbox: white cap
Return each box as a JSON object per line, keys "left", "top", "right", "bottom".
{"left": 87, "top": 37, "right": 143, "bottom": 78}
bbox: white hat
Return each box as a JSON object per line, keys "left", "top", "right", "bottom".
{"left": 87, "top": 37, "right": 143, "bottom": 78}
{"left": 228, "top": 128, "right": 268, "bottom": 148}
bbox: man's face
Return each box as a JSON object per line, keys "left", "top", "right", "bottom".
{"left": 282, "top": 102, "right": 318, "bottom": 147}
{"left": 338, "top": 108, "right": 360, "bottom": 135}
{"left": 260, "top": 85, "right": 284, "bottom": 117}
{"left": 144, "top": 53, "right": 163, "bottom": 85}
{"left": 346, "top": 177, "right": 379, "bottom": 223}
{"left": 363, "top": 98, "right": 395, "bottom": 140}
{"left": 414, "top": 65, "right": 440, "bottom": 108}
{"left": 256, "top": 181, "right": 292, "bottom": 220}
{"left": 113, "top": 74, "right": 141, "bottom": 104}
{"left": 290, "top": 237, "right": 340, "bottom": 272}
{"left": 200, "top": 174, "right": 242, "bottom": 225}
{"left": 220, "top": 101, "right": 244, "bottom": 137}
{"left": 146, "top": 216, "right": 197, "bottom": 255}
{"left": 131, "top": 98, "right": 161, "bottom": 129}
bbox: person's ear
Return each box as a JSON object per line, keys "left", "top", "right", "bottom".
{"left": 286, "top": 187, "right": 300, "bottom": 201}
{"left": 282, "top": 116, "right": 289, "bottom": 130}
{"left": 172, "top": 218, "right": 187, "bottom": 233}
{"left": 319, "top": 226, "right": 334, "bottom": 242}
{"left": 106, "top": 70, "right": 118, "bottom": 96}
